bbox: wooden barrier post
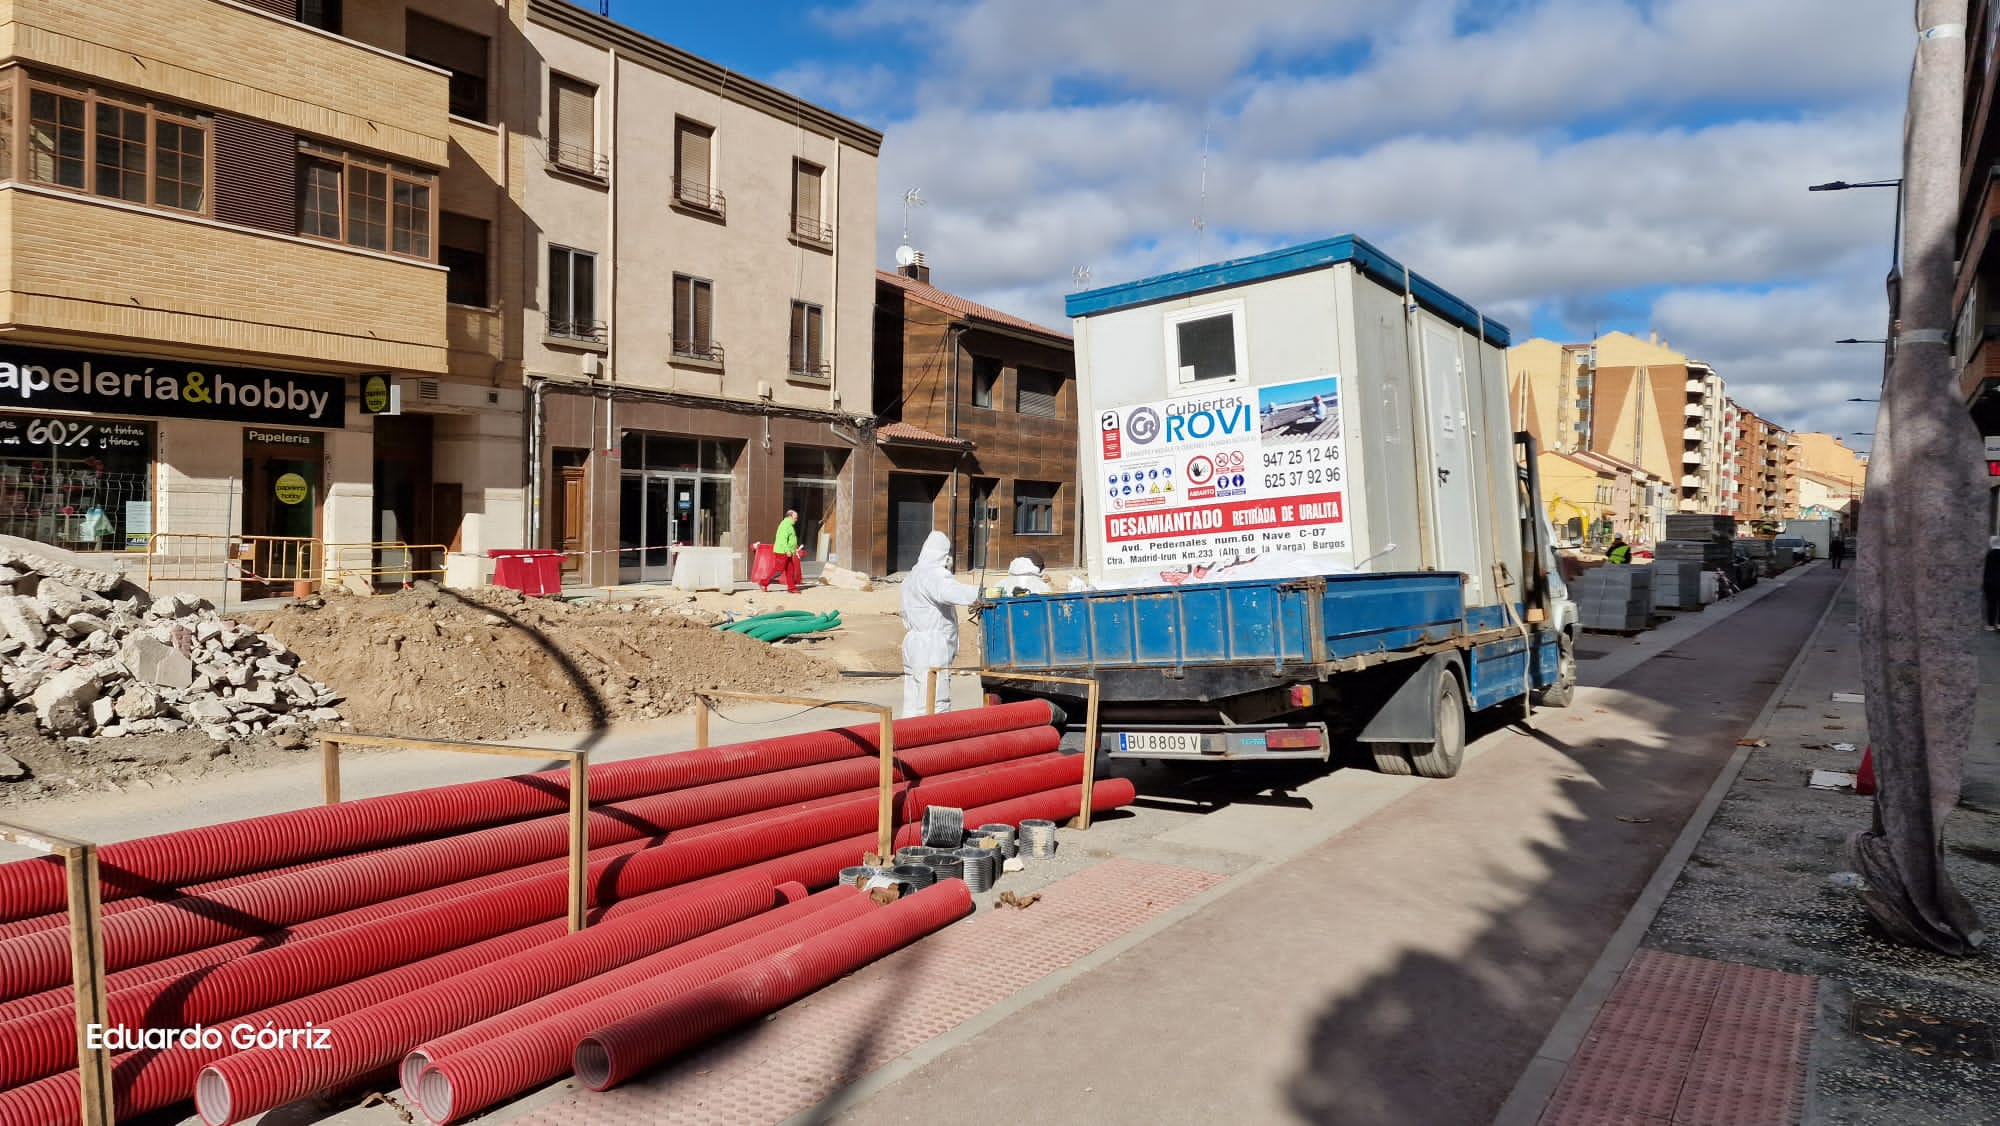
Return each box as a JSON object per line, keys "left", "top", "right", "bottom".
{"left": 696, "top": 692, "right": 897, "bottom": 860}
{"left": 693, "top": 696, "right": 710, "bottom": 749}
{"left": 315, "top": 734, "right": 593, "bottom": 932}
{"left": 963, "top": 671, "right": 1102, "bottom": 829}
{"left": 0, "top": 821, "right": 112, "bottom": 1126}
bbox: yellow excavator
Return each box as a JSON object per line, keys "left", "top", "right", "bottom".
{"left": 1546, "top": 493, "right": 1591, "bottom": 545}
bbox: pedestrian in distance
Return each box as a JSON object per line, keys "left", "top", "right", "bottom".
{"left": 771, "top": 508, "right": 803, "bottom": 594}
{"left": 1984, "top": 535, "right": 2000, "bottom": 631}
{"left": 1606, "top": 536, "right": 1632, "bottom": 565}
{"left": 1829, "top": 536, "right": 1847, "bottom": 571}
{"left": 900, "top": 531, "right": 982, "bottom": 717}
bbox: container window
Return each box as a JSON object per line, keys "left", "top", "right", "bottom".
{"left": 1164, "top": 301, "right": 1247, "bottom": 390}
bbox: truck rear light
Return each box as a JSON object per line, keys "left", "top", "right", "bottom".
{"left": 1288, "top": 684, "right": 1314, "bottom": 709}
{"left": 1265, "top": 728, "right": 1321, "bottom": 749}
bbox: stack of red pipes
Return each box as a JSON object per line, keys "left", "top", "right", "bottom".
{"left": 0, "top": 701, "right": 1136, "bottom": 1125}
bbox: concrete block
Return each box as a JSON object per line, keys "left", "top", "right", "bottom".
{"left": 36, "top": 579, "right": 86, "bottom": 620}
{"left": 120, "top": 635, "right": 195, "bottom": 690}
{"left": 115, "top": 686, "right": 164, "bottom": 720}
{"left": 187, "top": 697, "right": 233, "bottom": 724}
{"left": 90, "top": 696, "right": 116, "bottom": 729}
{"left": 32, "top": 667, "right": 104, "bottom": 735}
{"left": 822, "top": 565, "right": 875, "bottom": 592}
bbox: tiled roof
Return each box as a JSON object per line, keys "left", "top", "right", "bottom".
{"left": 877, "top": 270, "right": 1071, "bottom": 342}
{"left": 877, "top": 421, "right": 972, "bottom": 449}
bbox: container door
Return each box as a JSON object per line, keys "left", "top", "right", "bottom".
{"left": 1420, "top": 320, "right": 1484, "bottom": 604}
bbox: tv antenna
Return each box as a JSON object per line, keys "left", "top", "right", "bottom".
{"left": 1193, "top": 123, "right": 1210, "bottom": 262}
{"left": 1071, "top": 266, "right": 1092, "bottom": 290}
{"left": 900, "top": 188, "right": 926, "bottom": 242}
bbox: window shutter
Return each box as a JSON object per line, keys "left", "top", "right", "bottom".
{"left": 794, "top": 162, "right": 820, "bottom": 222}
{"left": 552, "top": 77, "right": 594, "bottom": 166}
{"left": 673, "top": 276, "right": 692, "bottom": 350}
{"left": 694, "top": 282, "right": 713, "bottom": 349}
{"left": 213, "top": 114, "right": 296, "bottom": 234}
{"left": 1017, "top": 369, "right": 1058, "bottom": 419}
{"left": 677, "top": 121, "right": 709, "bottom": 191}
{"left": 806, "top": 305, "right": 823, "bottom": 369}
{"left": 408, "top": 13, "right": 486, "bottom": 79}
{"left": 549, "top": 248, "right": 571, "bottom": 326}
{"left": 789, "top": 303, "right": 805, "bottom": 371}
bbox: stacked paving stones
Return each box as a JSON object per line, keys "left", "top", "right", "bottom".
{"left": 1736, "top": 537, "right": 1788, "bottom": 578}
{"left": 1576, "top": 565, "right": 1653, "bottom": 632}
{"left": 1649, "top": 558, "right": 1704, "bottom": 611}
{"left": 0, "top": 549, "right": 341, "bottom": 741}
{"left": 1657, "top": 514, "right": 1738, "bottom": 574}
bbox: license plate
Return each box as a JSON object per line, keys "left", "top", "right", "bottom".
{"left": 1116, "top": 731, "right": 1205, "bottom": 755}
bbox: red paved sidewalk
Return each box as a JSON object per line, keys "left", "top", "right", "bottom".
{"left": 1538, "top": 949, "right": 1818, "bottom": 1126}
{"left": 502, "top": 858, "right": 1223, "bottom": 1126}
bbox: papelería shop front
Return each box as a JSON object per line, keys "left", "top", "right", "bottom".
{"left": 0, "top": 341, "right": 355, "bottom": 585}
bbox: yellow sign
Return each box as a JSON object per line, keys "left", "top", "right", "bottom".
{"left": 274, "top": 472, "right": 310, "bottom": 506}
{"left": 361, "top": 373, "right": 391, "bottom": 414}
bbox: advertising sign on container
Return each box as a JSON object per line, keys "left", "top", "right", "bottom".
{"left": 1098, "top": 375, "right": 1351, "bottom": 579}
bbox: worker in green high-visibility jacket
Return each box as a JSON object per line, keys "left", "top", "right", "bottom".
{"left": 1606, "top": 536, "right": 1632, "bottom": 565}
{"left": 771, "top": 508, "right": 803, "bottom": 593}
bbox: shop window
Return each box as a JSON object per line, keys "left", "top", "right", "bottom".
{"left": 783, "top": 445, "right": 846, "bottom": 574}
{"left": 0, "top": 415, "right": 154, "bottom": 553}
{"left": 673, "top": 275, "right": 718, "bottom": 362}
{"left": 406, "top": 12, "right": 489, "bottom": 123}
{"left": 548, "top": 245, "right": 600, "bottom": 341}
{"left": 294, "top": 141, "right": 434, "bottom": 260}
{"left": 971, "top": 355, "right": 999, "bottom": 408}
{"left": 440, "top": 212, "right": 490, "bottom": 307}
{"left": 789, "top": 301, "right": 825, "bottom": 378}
{"left": 619, "top": 434, "right": 739, "bottom": 474}
{"left": 23, "top": 76, "right": 207, "bottom": 213}
{"left": 1014, "top": 481, "right": 1057, "bottom": 536}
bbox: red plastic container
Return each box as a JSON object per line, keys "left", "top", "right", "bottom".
{"left": 751, "top": 543, "right": 780, "bottom": 588}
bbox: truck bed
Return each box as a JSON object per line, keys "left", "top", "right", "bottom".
{"left": 979, "top": 572, "right": 1475, "bottom": 678}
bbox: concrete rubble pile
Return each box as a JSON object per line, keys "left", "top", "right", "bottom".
{"left": 0, "top": 551, "right": 342, "bottom": 741}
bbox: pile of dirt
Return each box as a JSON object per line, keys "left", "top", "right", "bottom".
{"left": 235, "top": 585, "right": 838, "bottom": 742}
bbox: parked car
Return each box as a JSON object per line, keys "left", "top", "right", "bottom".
{"left": 1772, "top": 536, "right": 1810, "bottom": 563}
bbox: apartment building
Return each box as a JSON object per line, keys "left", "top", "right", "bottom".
{"left": 520, "top": 0, "right": 880, "bottom": 586}
{"left": 1684, "top": 362, "right": 1728, "bottom": 513}
{"left": 0, "top": 0, "right": 534, "bottom": 593}
{"left": 1954, "top": 1, "right": 2000, "bottom": 534}
{"left": 1507, "top": 337, "right": 1594, "bottom": 453}
{"left": 1734, "top": 407, "right": 1797, "bottom": 526}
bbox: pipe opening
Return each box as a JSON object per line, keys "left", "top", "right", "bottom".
{"left": 195, "top": 1067, "right": 231, "bottom": 1125}
{"left": 400, "top": 1050, "right": 433, "bottom": 1101}
{"left": 418, "top": 1066, "right": 454, "bottom": 1123}
{"left": 574, "top": 1037, "right": 613, "bottom": 1089}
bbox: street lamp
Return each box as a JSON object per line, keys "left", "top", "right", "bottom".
{"left": 1837, "top": 338, "right": 1888, "bottom": 344}
{"left": 1808, "top": 178, "right": 1904, "bottom": 269}
{"left": 1848, "top": 397, "right": 1880, "bottom": 402}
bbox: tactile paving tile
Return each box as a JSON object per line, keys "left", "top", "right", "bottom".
{"left": 503, "top": 858, "right": 1223, "bottom": 1126}
{"left": 1538, "top": 950, "right": 1816, "bottom": 1126}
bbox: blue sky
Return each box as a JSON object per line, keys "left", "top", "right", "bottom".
{"left": 587, "top": 0, "right": 1906, "bottom": 447}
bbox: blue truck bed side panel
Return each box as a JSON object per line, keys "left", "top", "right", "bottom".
{"left": 1465, "top": 634, "right": 1534, "bottom": 711}
{"left": 982, "top": 572, "right": 1466, "bottom": 674}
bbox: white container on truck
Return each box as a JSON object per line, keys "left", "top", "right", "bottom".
{"left": 977, "top": 236, "right": 1577, "bottom": 778}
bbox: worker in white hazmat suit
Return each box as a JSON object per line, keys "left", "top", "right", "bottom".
{"left": 1004, "top": 550, "right": 1052, "bottom": 595}
{"left": 901, "top": 531, "right": 981, "bottom": 717}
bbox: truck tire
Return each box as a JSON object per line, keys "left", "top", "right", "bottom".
{"left": 1536, "top": 631, "right": 1577, "bottom": 709}
{"left": 1371, "top": 670, "right": 1467, "bottom": 779}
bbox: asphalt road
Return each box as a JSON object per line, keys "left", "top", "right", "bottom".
{"left": 816, "top": 567, "right": 1843, "bottom": 1126}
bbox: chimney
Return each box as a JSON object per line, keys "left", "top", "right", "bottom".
{"left": 1649, "top": 330, "right": 1658, "bottom": 345}
{"left": 900, "top": 250, "right": 929, "bottom": 285}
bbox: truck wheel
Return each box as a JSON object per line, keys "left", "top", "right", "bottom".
{"left": 1537, "top": 632, "right": 1577, "bottom": 709}
{"left": 1370, "top": 670, "right": 1467, "bottom": 778}
{"left": 1408, "top": 672, "right": 1467, "bottom": 779}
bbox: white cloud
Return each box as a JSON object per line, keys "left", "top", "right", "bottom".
{"left": 841, "top": 0, "right": 1909, "bottom": 431}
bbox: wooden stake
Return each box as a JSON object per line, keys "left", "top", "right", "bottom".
{"left": 1075, "top": 679, "right": 1101, "bottom": 830}
{"left": 694, "top": 695, "right": 710, "bottom": 749}
{"left": 2, "top": 823, "right": 113, "bottom": 1126}
{"left": 320, "top": 737, "right": 341, "bottom": 805}
{"left": 876, "top": 709, "right": 896, "bottom": 860}
{"left": 568, "top": 754, "right": 590, "bottom": 932}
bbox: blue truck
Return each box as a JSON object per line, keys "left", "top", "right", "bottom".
{"left": 977, "top": 237, "right": 1577, "bottom": 777}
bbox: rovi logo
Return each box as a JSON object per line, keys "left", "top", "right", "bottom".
{"left": 1162, "top": 397, "right": 1252, "bottom": 443}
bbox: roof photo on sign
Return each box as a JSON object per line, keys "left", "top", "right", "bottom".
{"left": 1258, "top": 375, "right": 1343, "bottom": 446}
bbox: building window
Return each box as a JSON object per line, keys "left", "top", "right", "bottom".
{"left": 971, "top": 356, "right": 999, "bottom": 408}
{"left": 674, "top": 118, "right": 722, "bottom": 214}
{"left": 405, "top": 12, "right": 489, "bottom": 123}
{"left": 297, "top": 0, "right": 342, "bottom": 33}
{"left": 673, "top": 275, "right": 718, "bottom": 361}
{"left": 294, "top": 142, "right": 433, "bottom": 260}
{"left": 0, "top": 415, "right": 154, "bottom": 553}
{"left": 440, "top": 212, "right": 489, "bottom": 307}
{"left": 548, "top": 245, "right": 599, "bottom": 341}
{"left": 1017, "top": 367, "right": 1061, "bottom": 418}
{"left": 789, "top": 301, "right": 825, "bottom": 377}
{"left": 1014, "top": 481, "right": 1057, "bottom": 536}
{"left": 1164, "top": 301, "right": 1246, "bottom": 387}
{"left": 23, "top": 77, "right": 208, "bottom": 213}
{"left": 791, "top": 159, "right": 829, "bottom": 244}
{"left": 549, "top": 74, "right": 599, "bottom": 176}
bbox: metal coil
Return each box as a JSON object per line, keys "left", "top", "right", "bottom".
{"left": 1019, "top": 819, "right": 1058, "bottom": 858}
{"left": 953, "top": 848, "right": 996, "bottom": 892}
{"left": 926, "top": 852, "right": 965, "bottom": 881}
{"left": 889, "top": 864, "right": 935, "bottom": 891}
{"left": 921, "top": 806, "right": 966, "bottom": 848}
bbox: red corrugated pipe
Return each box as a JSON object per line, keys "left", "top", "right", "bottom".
{"left": 0, "top": 918, "right": 563, "bottom": 1126}
{"left": 407, "top": 890, "right": 882, "bottom": 1124}
{"left": 0, "top": 731, "right": 1060, "bottom": 999}
{"left": 0, "top": 701, "right": 1055, "bottom": 922}
{"left": 0, "top": 855, "right": 354, "bottom": 943}
{"left": 576, "top": 880, "right": 972, "bottom": 1090}
{"left": 0, "top": 868, "right": 776, "bottom": 1089}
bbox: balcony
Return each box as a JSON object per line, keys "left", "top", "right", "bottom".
{"left": 1683, "top": 426, "right": 1704, "bottom": 440}
{"left": 788, "top": 362, "right": 832, "bottom": 385}
{"left": 4, "top": 0, "right": 450, "bottom": 167}
{"left": 1686, "top": 378, "right": 1706, "bottom": 393}
{"left": 547, "top": 142, "right": 610, "bottom": 182}
{"left": 672, "top": 339, "right": 725, "bottom": 366}
{"left": 1683, "top": 402, "right": 1705, "bottom": 417}
{"left": 673, "top": 178, "right": 727, "bottom": 220}
{"left": 1681, "top": 475, "right": 1703, "bottom": 488}
{"left": 546, "top": 317, "right": 607, "bottom": 345}
{"left": 4, "top": 188, "right": 446, "bottom": 372}
{"left": 1682, "top": 450, "right": 1706, "bottom": 466}
{"left": 789, "top": 213, "right": 834, "bottom": 248}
